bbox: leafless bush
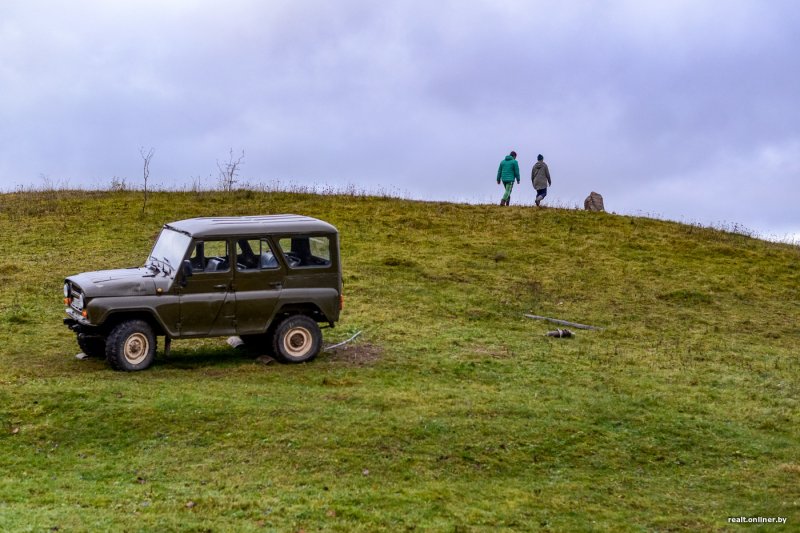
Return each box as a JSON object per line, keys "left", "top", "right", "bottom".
{"left": 38, "top": 173, "right": 55, "bottom": 192}
{"left": 32, "top": 174, "right": 74, "bottom": 202}
{"left": 140, "top": 147, "right": 155, "bottom": 214}
{"left": 217, "top": 149, "right": 245, "bottom": 192}
{"left": 109, "top": 176, "right": 127, "bottom": 191}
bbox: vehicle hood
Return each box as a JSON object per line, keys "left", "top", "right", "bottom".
{"left": 67, "top": 267, "right": 161, "bottom": 297}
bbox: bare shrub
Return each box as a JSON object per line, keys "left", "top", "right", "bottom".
{"left": 140, "top": 147, "right": 155, "bottom": 214}
{"left": 109, "top": 176, "right": 127, "bottom": 192}
{"left": 217, "top": 149, "right": 245, "bottom": 192}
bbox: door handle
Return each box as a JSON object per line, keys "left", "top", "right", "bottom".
{"left": 213, "top": 284, "right": 227, "bottom": 290}
{"left": 269, "top": 281, "right": 283, "bottom": 289}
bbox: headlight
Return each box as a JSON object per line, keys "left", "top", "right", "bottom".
{"left": 72, "top": 293, "right": 84, "bottom": 310}
{"left": 63, "top": 282, "right": 71, "bottom": 298}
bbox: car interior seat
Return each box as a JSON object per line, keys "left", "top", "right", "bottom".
{"left": 205, "top": 258, "right": 226, "bottom": 272}
{"left": 260, "top": 252, "right": 278, "bottom": 269}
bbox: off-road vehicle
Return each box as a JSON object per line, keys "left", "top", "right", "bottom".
{"left": 63, "top": 215, "right": 342, "bottom": 371}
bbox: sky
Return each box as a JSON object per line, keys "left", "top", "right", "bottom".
{"left": 1, "top": 0, "right": 799, "bottom": 240}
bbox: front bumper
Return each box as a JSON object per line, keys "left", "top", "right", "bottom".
{"left": 64, "top": 307, "right": 95, "bottom": 332}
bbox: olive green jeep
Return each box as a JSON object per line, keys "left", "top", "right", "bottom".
{"left": 63, "top": 215, "right": 342, "bottom": 371}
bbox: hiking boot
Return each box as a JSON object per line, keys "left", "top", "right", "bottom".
{"left": 535, "top": 197, "right": 541, "bottom": 207}
{"left": 499, "top": 199, "right": 505, "bottom": 206}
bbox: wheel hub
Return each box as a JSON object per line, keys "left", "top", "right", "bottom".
{"left": 284, "top": 327, "right": 311, "bottom": 357}
{"left": 124, "top": 333, "right": 149, "bottom": 364}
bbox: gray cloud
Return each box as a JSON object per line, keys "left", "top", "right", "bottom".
{"left": 1, "top": 0, "right": 798, "bottom": 238}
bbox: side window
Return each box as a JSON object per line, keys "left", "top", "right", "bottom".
{"left": 277, "top": 236, "right": 331, "bottom": 268}
{"left": 236, "top": 239, "right": 279, "bottom": 271}
{"left": 189, "top": 240, "right": 230, "bottom": 273}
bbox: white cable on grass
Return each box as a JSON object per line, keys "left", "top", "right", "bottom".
{"left": 323, "top": 331, "right": 363, "bottom": 352}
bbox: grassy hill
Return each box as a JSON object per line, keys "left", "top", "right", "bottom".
{"left": 0, "top": 189, "right": 798, "bottom": 531}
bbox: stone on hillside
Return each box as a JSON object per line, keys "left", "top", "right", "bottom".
{"left": 584, "top": 191, "right": 605, "bottom": 212}
{"left": 226, "top": 336, "right": 245, "bottom": 349}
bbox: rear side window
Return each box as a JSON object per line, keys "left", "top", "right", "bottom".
{"left": 236, "top": 239, "right": 279, "bottom": 271}
{"left": 277, "top": 236, "right": 332, "bottom": 268}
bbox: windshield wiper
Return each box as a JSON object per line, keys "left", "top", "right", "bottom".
{"left": 158, "top": 256, "right": 174, "bottom": 276}
{"left": 146, "top": 256, "right": 162, "bottom": 274}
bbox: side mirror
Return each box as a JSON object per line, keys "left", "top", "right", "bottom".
{"left": 180, "top": 260, "right": 193, "bottom": 287}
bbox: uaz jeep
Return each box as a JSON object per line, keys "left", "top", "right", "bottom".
{"left": 63, "top": 215, "right": 342, "bottom": 371}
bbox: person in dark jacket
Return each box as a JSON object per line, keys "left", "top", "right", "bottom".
{"left": 496, "top": 151, "right": 520, "bottom": 206}
{"left": 531, "top": 154, "right": 551, "bottom": 206}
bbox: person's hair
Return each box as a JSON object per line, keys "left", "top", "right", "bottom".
{"left": 510, "top": 151, "right": 517, "bottom": 158}
{"left": 537, "top": 154, "right": 544, "bottom": 161}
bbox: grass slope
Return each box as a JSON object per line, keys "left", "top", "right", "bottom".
{"left": 0, "top": 190, "right": 798, "bottom": 532}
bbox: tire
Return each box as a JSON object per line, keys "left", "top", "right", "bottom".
{"left": 271, "top": 315, "right": 322, "bottom": 364}
{"left": 77, "top": 333, "right": 106, "bottom": 358}
{"left": 105, "top": 320, "right": 157, "bottom": 371}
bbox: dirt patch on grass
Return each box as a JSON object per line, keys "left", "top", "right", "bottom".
{"left": 468, "top": 345, "right": 513, "bottom": 359}
{"left": 324, "top": 343, "right": 383, "bottom": 365}
{"left": 382, "top": 256, "right": 416, "bottom": 268}
{"left": 779, "top": 463, "right": 800, "bottom": 474}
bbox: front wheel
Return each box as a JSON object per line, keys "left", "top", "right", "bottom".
{"left": 106, "top": 320, "right": 156, "bottom": 371}
{"left": 271, "top": 316, "right": 322, "bottom": 364}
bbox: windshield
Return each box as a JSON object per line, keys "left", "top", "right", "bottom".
{"left": 147, "top": 228, "right": 192, "bottom": 277}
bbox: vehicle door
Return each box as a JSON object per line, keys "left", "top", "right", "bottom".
{"left": 233, "top": 237, "right": 284, "bottom": 335}
{"left": 178, "top": 239, "right": 237, "bottom": 336}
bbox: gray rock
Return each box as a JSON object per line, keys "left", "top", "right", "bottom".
{"left": 584, "top": 191, "right": 605, "bottom": 212}
{"left": 226, "top": 336, "right": 245, "bottom": 349}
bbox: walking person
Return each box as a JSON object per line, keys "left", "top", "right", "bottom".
{"left": 531, "top": 154, "right": 551, "bottom": 206}
{"left": 496, "top": 151, "right": 520, "bottom": 206}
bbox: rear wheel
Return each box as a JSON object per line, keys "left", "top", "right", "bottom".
{"left": 272, "top": 316, "right": 322, "bottom": 364}
{"left": 77, "top": 333, "right": 106, "bottom": 358}
{"left": 106, "top": 320, "right": 156, "bottom": 371}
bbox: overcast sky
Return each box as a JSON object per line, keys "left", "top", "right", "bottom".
{"left": 1, "top": 1, "right": 798, "bottom": 239}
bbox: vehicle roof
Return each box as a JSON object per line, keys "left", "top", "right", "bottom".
{"left": 165, "top": 215, "right": 338, "bottom": 238}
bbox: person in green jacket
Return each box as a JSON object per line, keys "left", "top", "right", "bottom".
{"left": 496, "top": 151, "right": 520, "bottom": 206}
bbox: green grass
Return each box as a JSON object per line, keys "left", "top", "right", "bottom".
{"left": 1, "top": 189, "right": 798, "bottom": 532}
